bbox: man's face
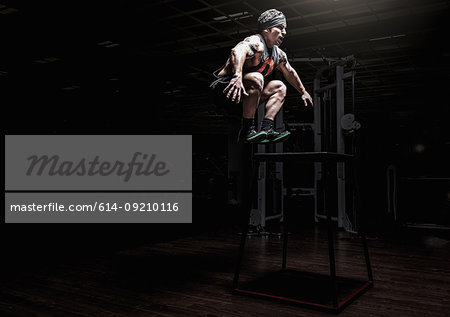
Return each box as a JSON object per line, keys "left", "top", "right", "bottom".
{"left": 269, "top": 24, "right": 287, "bottom": 46}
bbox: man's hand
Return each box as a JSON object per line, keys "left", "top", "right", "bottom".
{"left": 301, "top": 91, "right": 313, "bottom": 107}
{"left": 223, "top": 74, "right": 249, "bottom": 104}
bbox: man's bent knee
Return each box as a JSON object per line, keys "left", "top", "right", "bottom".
{"left": 272, "top": 80, "right": 287, "bottom": 97}
{"left": 244, "top": 72, "right": 264, "bottom": 92}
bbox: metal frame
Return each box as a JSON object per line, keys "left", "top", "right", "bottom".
{"left": 250, "top": 56, "right": 358, "bottom": 230}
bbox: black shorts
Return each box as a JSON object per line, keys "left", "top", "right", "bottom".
{"left": 210, "top": 76, "right": 242, "bottom": 117}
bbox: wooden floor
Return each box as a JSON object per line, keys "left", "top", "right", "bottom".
{"left": 1, "top": 225, "right": 450, "bottom": 316}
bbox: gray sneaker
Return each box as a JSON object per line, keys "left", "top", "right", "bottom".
{"left": 260, "top": 129, "right": 291, "bottom": 143}
{"left": 237, "top": 127, "right": 268, "bottom": 143}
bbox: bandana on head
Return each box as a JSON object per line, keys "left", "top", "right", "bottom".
{"left": 257, "top": 15, "right": 287, "bottom": 32}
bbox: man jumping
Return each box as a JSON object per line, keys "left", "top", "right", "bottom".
{"left": 210, "top": 9, "right": 313, "bottom": 143}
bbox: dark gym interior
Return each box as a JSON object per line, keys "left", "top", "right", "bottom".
{"left": 2, "top": 1, "right": 450, "bottom": 316}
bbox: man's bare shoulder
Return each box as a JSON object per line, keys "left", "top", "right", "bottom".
{"left": 244, "top": 34, "right": 263, "bottom": 44}
{"left": 276, "top": 48, "right": 294, "bottom": 72}
{"left": 277, "top": 48, "right": 288, "bottom": 64}
{"left": 238, "top": 35, "right": 264, "bottom": 54}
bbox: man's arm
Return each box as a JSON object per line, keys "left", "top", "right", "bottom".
{"left": 223, "top": 35, "right": 261, "bottom": 103}
{"left": 277, "top": 50, "right": 313, "bottom": 107}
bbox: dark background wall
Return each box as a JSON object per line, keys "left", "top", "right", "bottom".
{"left": 2, "top": 1, "right": 449, "bottom": 273}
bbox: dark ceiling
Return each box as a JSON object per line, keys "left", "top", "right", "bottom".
{"left": 2, "top": 0, "right": 449, "bottom": 135}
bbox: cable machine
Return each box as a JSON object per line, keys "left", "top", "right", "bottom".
{"left": 311, "top": 55, "right": 360, "bottom": 230}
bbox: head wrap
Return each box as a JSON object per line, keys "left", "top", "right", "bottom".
{"left": 257, "top": 10, "right": 287, "bottom": 32}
